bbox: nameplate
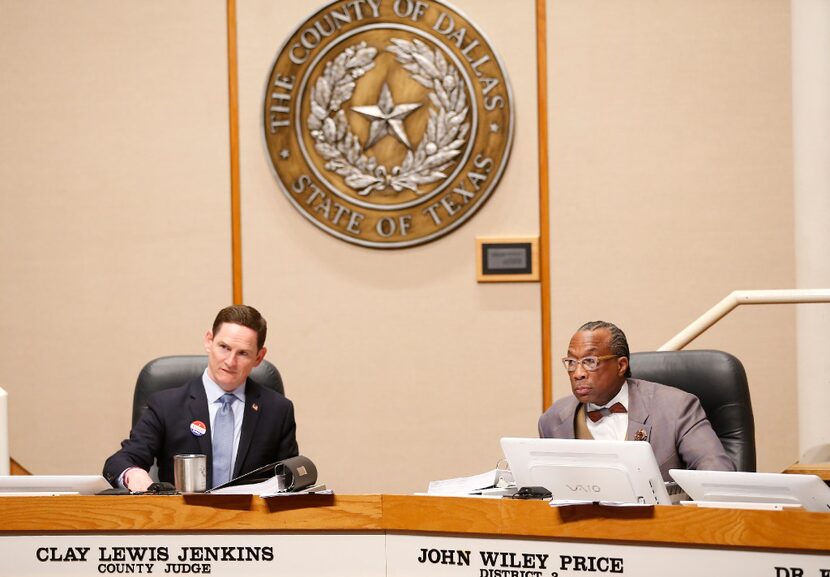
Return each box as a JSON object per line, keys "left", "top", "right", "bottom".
{"left": 0, "top": 533, "right": 385, "bottom": 576}
{"left": 386, "top": 534, "right": 830, "bottom": 577}
{"left": 2, "top": 532, "right": 828, "bottom": 576}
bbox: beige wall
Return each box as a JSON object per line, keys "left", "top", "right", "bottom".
{"left": 793, "top": 0, "right": 830, "bottom": 456}
{"left": 237, "top": 0, "right": 541, "bottom": 493}
{"left": 0, "top": 0, "right": 798, "bottom": 491}
{"left": 548, "top": 0, "right": 796, "bottom": 473}
{"left": 0, "top": 1, "right": 234, "bottom": 474}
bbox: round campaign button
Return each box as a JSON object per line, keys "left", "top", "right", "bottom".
{"left": 190, "top": 420, "right": 207, "bottom": 437}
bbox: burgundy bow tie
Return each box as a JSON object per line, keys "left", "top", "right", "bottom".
{"left": 586, "top": 402, "right": 627, "bottom": 423}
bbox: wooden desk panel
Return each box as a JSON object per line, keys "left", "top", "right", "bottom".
{"left": 381, "top": 495, "right": 830, "bottom": 553}
{"left": 1, "top": 495, "right": 828, "bottom": 577}
{"left": 0, "top": 494, "right": 383, "bottom": 532}
{"left": 0, "top": 494, "right": 828, "bottom": 553}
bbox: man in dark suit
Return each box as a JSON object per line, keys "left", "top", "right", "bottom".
{"left": 104, "top": 305, "right": 298, "bottom": 491}
{"left": 538, "top": 321, "right": 734, "bottom": 481}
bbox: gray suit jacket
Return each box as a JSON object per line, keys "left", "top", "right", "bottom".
{"left": 537, "top": 378, "right": 735, "bottom": 480}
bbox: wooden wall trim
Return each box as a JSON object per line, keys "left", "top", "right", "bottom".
{"left": 227, "top": 0, "right": 243, "bottom": 304}
{"left": 536, "top": 0, "right": 552, "bottom": 410}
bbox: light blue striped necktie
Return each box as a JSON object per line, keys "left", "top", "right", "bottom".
{"left": 212, "top": 393, "right": 236, "bottom": 487}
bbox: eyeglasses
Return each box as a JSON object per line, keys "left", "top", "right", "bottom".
{"left": 561, "top": 355, "right": 620, "bottom": 372}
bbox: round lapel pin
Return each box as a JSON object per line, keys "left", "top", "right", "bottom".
{"left": 190, "top": 420, "right": 207, "bottom": 436}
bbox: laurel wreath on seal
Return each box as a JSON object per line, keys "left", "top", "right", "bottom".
{"left": 307, "top": 39, "right": 470, "bottom": 197}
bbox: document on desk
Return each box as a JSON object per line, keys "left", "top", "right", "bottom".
{"left": 210, "top": 477, "right": 328, "bottom": 496}
{"left": 261, "top": 484, "right": 332, "bottom": 498}
{"left": 427, "top": 469, "right": 499, "bottom": 495}
{"left": 210, "top": 477, "right": 331, "bottom": 497}
{"left": 208, "top": 475, "right": 282, "bottom": 495}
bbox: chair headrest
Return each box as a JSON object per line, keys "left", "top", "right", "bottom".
{"left": 629, "top": 349, "right": 755, "bottom": 472}
{"left": 131, "top": 355, "right": 284, "bottom": 426}
{"left": 629, "top": 350, "right": 749, "bottom": 413}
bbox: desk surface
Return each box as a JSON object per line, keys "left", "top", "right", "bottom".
{"left": 1, "top": 494, "right": 829, "bottom": 553}
{"left": 784, "top": 462, "right": 830, "bottom": 480}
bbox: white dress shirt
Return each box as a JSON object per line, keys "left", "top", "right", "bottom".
{"left": 585, "top": 381, "right": 629, "bottom": 441}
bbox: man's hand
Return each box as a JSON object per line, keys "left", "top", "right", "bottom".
{"left": 124, "top": 468, "right": 154, "bottom": 492}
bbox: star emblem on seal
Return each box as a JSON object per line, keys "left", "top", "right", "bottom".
{"left": 352, "top": 82, "right": 422, "bottom": 150}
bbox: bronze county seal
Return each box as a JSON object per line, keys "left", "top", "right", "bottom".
{"left": 264, "top": 0, "right": 514, "bottom": 248}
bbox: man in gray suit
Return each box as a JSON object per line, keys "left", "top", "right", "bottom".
{"left": 538, "top": 321, "right": 734, "bottom": 480}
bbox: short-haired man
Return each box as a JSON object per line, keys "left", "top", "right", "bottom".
{"left": 538, "top": 321, "right": 734, "bottom": 480}
{"left": 104, "top": 305, "right": 298, "bottom": 491}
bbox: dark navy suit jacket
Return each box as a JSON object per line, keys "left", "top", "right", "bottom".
{"left": 103, "top": 377, "right": 298, "bottom": 488}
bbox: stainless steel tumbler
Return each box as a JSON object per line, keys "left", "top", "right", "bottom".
{"left": 173, "top": 454, "right": 207, "bottom": 493}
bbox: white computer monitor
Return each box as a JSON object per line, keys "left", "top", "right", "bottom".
{"left": 670, "top": 469, "right": 830, "bottom": 512}
{"left": 0, "top": 475, "right": 111, "bottom": 496}
{"left": 500, "top": 437, "right": 672, "bottom": 505}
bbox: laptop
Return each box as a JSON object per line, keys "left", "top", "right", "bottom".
{"left": 0, "top": 475, "right": 112, "bottom": 496}
{"left": 500, "top": 437, "right": 671, "bottom": 505}
{"left": 670, "top": 469, "right": 830, "bottom": 512}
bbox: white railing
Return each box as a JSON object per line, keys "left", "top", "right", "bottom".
{"left": 659, "top": 289, "right": 830, "bottom": 351}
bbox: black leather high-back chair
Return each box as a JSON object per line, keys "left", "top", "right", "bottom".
{"left": 629, "top": 350, "right": 756, "bottom": 472}
{"left": 132, "top": 355, "right": 284, "bottom": 426}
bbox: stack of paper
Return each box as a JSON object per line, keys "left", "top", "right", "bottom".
{"left": 209, "top": 476, "right": 330, "bottom": 497}
{"left": 427, "top": 470, "right": 510, "bottom": 497}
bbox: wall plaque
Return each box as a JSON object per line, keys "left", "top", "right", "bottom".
{"left": 265, "top": 0, "right": 514, "bottom": 248}
{"left": 476, "top": 236, "right": 539, "bottom": 282}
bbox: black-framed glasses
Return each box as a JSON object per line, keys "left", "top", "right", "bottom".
{"left": 561, "top": 355, "right": 619, "bottom": 372}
